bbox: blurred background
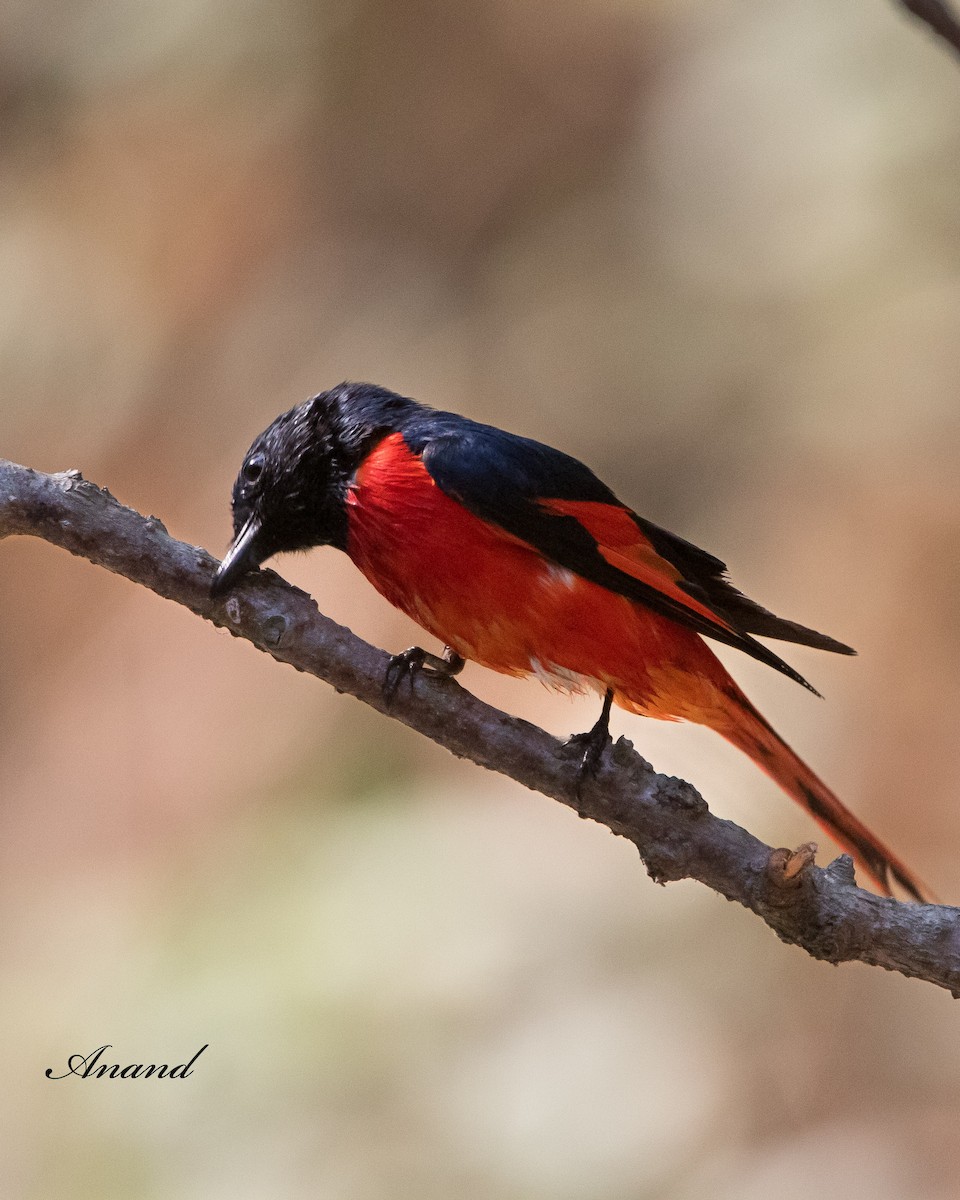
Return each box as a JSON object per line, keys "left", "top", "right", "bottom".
{"left": 2, "top": 0, "right": 960, "bottom": 1195}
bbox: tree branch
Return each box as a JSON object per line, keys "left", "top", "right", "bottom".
{"left": 2, "top": 458, "right": 958, "bottom": 993}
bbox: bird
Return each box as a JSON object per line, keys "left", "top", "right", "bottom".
{"left": 211, "top": 381, "right": 929, "bottom": 902}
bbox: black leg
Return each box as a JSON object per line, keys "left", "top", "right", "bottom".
{"left": 566, "top": 688, "right": 614, "bottom": 811}
{"left": 383, "top": 644, "right": 465, "bottom": 704}
{"left": 438, "top": 645, "right": 466, "bottom": 677}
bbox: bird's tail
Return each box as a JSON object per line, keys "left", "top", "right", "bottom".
{"left": 716, "top": 692, "right": 932, "bottom": 903}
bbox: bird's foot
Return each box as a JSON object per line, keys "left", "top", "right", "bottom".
{"left": 383, "top": 645, "right": 465, "bottom": 704}
{"left": 565, "top": 689, "right": 614, "bottom": 816}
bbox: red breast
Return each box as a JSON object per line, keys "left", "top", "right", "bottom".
{"left": 345, "top": 433, "right": 725, "bottom": 712}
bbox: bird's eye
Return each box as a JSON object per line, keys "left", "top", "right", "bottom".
{"left": 242, "top": 455, "right": 265, "bottom": 485}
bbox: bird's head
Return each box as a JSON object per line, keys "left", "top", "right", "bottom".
{"left": 210, "top": 382, "right": 418, "bottom": 597}
{"left": 210, "top": 393, "right": 349, "bottom": 597}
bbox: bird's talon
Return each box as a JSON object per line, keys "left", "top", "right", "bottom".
{"left": 566, "top": 688, "right": 615, "bottom": 816}
{"left": 383, "top": 645, "right": 465, "bottom": 704}
{"left": 383, "top": 646, "right": 426, "bottom": 704}
{"left": 567, "top": 735, "right": 611, "bottom": 815}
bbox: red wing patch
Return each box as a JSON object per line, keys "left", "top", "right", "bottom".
{"left": 537, "top": 498, "right": 737, "bottom": 637}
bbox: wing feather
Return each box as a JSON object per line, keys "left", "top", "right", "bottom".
{"left": 409, "top": 420, "right": 851, "bottom": 691}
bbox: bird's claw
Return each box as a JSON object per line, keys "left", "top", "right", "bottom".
{"left": 565, "top": 726, "right": 612, "bottom": 814}
{"left": 383, "top": 647, "right": 427, "bottom": 704}
{"left": 382, "top": 645, "right": 465, "bottom": 705}
{"left": 566, "top": 689, "right": 615, "bottom": 816}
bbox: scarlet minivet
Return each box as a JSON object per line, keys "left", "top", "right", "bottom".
{"left": 212, "top": 382, "right": 929, "bottom": 902}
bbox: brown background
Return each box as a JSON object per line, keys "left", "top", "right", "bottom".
{"left": 2, "top": 1, "right": 960, "bottom": 1196}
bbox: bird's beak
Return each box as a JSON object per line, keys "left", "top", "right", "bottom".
{"left": 211, "top": 516, "right": 265, "bottom": 598}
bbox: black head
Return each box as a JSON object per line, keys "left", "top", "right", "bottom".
{"left": 211, "top": 382, "right": 419, "bottom": 597}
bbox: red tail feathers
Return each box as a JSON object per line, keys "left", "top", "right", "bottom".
{"left": 719, "top": 698, "right": 931, "bottom": 903}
